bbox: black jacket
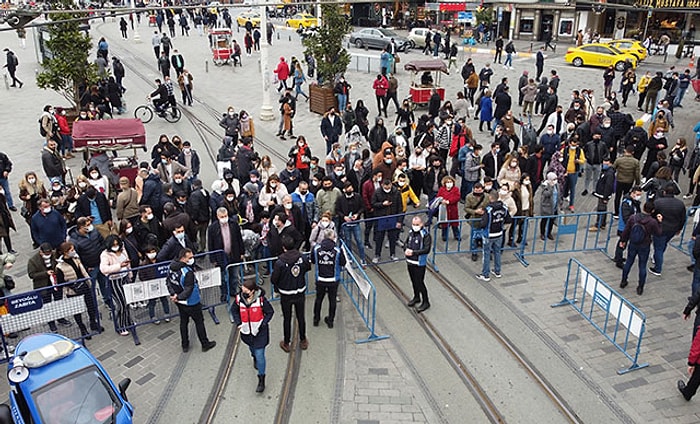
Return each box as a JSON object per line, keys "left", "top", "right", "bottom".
{"left": 75, "top": 192, "right": 111, "bottom": 224}
{"left": 271, "top": 205, "right": 306, "bottom": 237}
{"left": 268, "top": 223, "right": 304, "bottom": 257}
{"left": 207, "top": 218, "right": 244, "bottom": 263}
{"left": 620, "top": 213, "right": 661, "bottom": 245}
{"left": 593, "top": 165, "right": 615, "bottom": 200}
{"left": 321, "top": 114, "right": 343, "bottom": 145}
{"left": 187, "top": 188, "right": 211, "bottom": 224}
{"left": 41, "top": 147, "right": 64, "bottom": 179}
{"left": 0, "top": 152, "right": 12, "bottom": 175}
{"left": 271, "top": 249, "right": 310, "bottom": 295}
{"left": 68, "top": 227, "right": 105, "bottom": 268}
{"left": 310, "top": 238, "right": 346, "bottom": 284}
{"left": 177, "top": 150, "right": 201, "bottom": 176}
{"left": 480, "top": 200, "right": 511, "bottom": 238}
{"left": 371, "top": 186, "right": 402, "bottom": 217}
{"left": 653, "top": 195, "right": 686, "bottom": 234}
{"left": 157, "top": 234, "right": 196, "bottom": 263}
{"left": 335, "top": 192, "right": 365, "bottom": 222}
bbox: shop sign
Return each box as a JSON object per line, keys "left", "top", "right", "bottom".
{"left": 439, "top": 2, "right": 466, "bottom": 11}
{"left": 635, "top": 0, "right": 700, "bottom": 8}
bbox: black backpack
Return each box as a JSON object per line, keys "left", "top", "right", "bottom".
{"left": 628, "top": 216, "right": 648, "bottom": 245}
{"left": 39, "top": 117, "right": 47, "bottom": 137}
{"left": 11, "top": 54, "right": 18, "bottom": 67}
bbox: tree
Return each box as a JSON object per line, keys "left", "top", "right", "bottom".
{"left": 475, "top": 7, "right": 494, "bottom": 27}
{"left": 36, "top": 0, "right": 99, "bottom": 108}
{"left": 302, "top": 4, "right": 351, "bottom": 86}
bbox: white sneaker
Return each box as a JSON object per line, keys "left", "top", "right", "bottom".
{"left": 372, "top": 257, "right": 379, "bottom": 264}
{"left": 384, "top": 241, "right": 389, "bottom": 248}
{"left": 491, "top": 271, "right": 502, "bottom": 278}
{"left": 476, "top": 274, "right": 491, "bottom": 282}
{"left": 390, "top": 256, "right": 399, "bottom": 261}
{"left": 684, "top": 194, "right": 693, "bottom": 199}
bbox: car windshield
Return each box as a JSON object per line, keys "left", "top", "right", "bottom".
{"left": 378, "top": 28, "right": 398, "bottom": 37}
{"left": 33, "top": 366, "right": 122, "bottom": 424}
{"left": 608, "top": 46, "right": 623, "bottom": 54}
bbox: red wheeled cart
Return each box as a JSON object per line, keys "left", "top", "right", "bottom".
{"left": 210, "top": 27, "right": 233, "bottom": 66}
{"left": 404, "top": 59, "right": 449, "bottom": 108}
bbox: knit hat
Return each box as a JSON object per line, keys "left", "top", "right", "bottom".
{"left": 243, "top": 182, "right": 259, "bottom": 194}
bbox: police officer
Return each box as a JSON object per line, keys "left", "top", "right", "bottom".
{"left": 405, "top": 216, "right": 432, "bottom": 313}
{"left": 272, "top": 235, "right": 311, "bottom": 352}
{"left": 311, "top": 229, "right": 346, "bottom": 328}
{"left": 476, "top": 191, "right": 511, "bottom": 282}
{"left": 167, "top": 248, "right": 216, "bottom": 353}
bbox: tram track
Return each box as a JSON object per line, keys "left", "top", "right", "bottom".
{"left": 370, "top": 263, "right": 582, "bottom": 424}
{"left": 106, "top": 31, "right": 303, "bottom": 424}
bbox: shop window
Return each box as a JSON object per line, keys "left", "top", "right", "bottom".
{"left": 519, "top": 18, "right": 534, "bottom": 34}
{"left": 559, "top": 19, "right": 573, "bottom": 37}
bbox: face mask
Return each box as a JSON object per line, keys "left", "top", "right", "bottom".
{"left": 499, "top": 189, "right": 509, "bottom": 196}
{"left": 311, "top": 180, "right": 319, "bottom": 186}
{"left": 250, "top": 177, "right": 258, "bottom": 183}
{"left": 125, "top": 227, "right": 133, "bottom": 234}
{"left": 161, "top": 159, "right": 168, "bottom": 165}
{"left": 484, "top": 185, "right": 493, "bottom": 191}
{"left": 300, "top": 190, "right": 308, "bottom": 195}
{"left": 324, "top": 185, "right": 333, "bottom": 191}
{"left": 284, "top": 203, "right": 292, "bottom": 210}
{"left": 52, "top": 185, "right": 61, "bottom": 191}
{"left": 603, "top": 123, "right": 610, "bottom": 128}
{"left": 226, "top": 196, "right": 234, "bottom": 202}
{"left": 350, "top": 149, "right": 358, "bottom": 154}
{"left": 69, "top": 251, "right": 77, "bottom": 258}
{"left": 297, "top": 142, "right": 304, "bottom": 148}
{"left": 174, "top": 179, "right": 182, "bottom": 184}
{"left": 41, "top": 253, "right": 52, "bottom": 259}
{"left": 412, "top": 225, "right": 421, "bottom": 232}
{"left": 183, "top": 148, "right": 191, "bottom": 153}
{"left": 42, "top": 207, "right": 52, "bottom": 214}
{"left": 335, "top": 171, "right": 344, "bottom": 177}
{"left": 654, "top": 133, "right": 663, "bottom": 139}
{"left": 269, "top": 182, "right": 277, "bottom": 188}
{"left": 175, "top": 232, "right": 185, "bottom": 241}
{"left": 147, "top": 252, "right": 157, "bottom": 259}
{"left": 383, "top": 188, "right": 391, "bottom": 193}
{"left": 320, "top": 220, "right": 329, "bottom": 227}
{"left": 186, "top": 258, "right": 195, "bottom": 266}
{"left": 111, "top": 246, "right": 120, "bottom": 252}
{"left": 573, "top": 105, "right": 580, "bottom": 110}
{"left": 310, "top": 164, "right": 317, "bottom": 169}
{"left": 446, "top": 183, "right": 454, "bottom": 189}
{"left": 78, "top": 182, "right": 87, "bottom": 188}
{"left": 602, "top": 164, "right": 610, "bottom": 170}
{"left": 228, "top": 112, "right": 235, "bottom": 117}
{"left": 523, "top": 180, "right": 531, "bottom": 185}
{"left": 28, "top": 178, "right": 36, "bottom": 184}
{"left": 569, "top": 145, "right": 577, "bottom": 149}
{"left": 263, "top": 161, "right": 270, "bottom": 167}
{"left": 89, "top": 107, "right": 96, "bottom": 112}
{"left": 90, "top": 172, "right": 99, "bottom": 179}
{"left": 385, "top": 159, "right": 393, "bottom": 165}
{"left": 494, "top": 148, "right": 500, "bottom": 153}
{"left": 633, "top": 194, "right": 642, "bottom": 201}
{"left": 80, "top": 113, "right": 87, "bottom": 119}
{"left": 510, "top": 162, "right": 517, "bottom": 168}
{"left": 398, "top": 181, "right": 406, "bottom": 187}
{"left": 146, "top": 213, "right": 154, "bottom": 221}
{"left": 219, "top": 217, "right": 228, "bottom": 224}
{"left": 547, "top": 130, "right": 554, "bottom": 135}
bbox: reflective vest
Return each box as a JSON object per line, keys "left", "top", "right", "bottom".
{"left": 235, "top": 294, "right": 264, "bottom": 336}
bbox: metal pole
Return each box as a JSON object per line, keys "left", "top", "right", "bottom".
{"left": 642, "top": 8, "right": 651, "bottom": 41}
{"left": 130, "top": 0, "right": 140, "bottom": 42}
{"left": 259, "top": 2, "right": 275, "bottom": 121}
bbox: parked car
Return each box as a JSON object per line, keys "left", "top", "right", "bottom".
{"left": 0, "top": 333, "right": 134, "bottom": 424}
{"left": 349, "top": 28, "right": 411, "bottom": 52}
{"left": 236, "top": 10, "right": 260, "bottom": 28}
{"left": 564, "top": 43, "right": 638, "bottom": 71}
{"left": 607, "top": 39, "right": 648, "bottom": 61}
{"left": 285, "top": 13, "right": 318, "bottom": 29}
{"left": 407, "top": 27, "right": 445, "bottom": 50}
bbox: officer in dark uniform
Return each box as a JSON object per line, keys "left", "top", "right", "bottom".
{"left": 405, "top": 216, "right": 432, "bottom": 312}
{"left": 311, "top": 229, "right": 346, "bottom": 328}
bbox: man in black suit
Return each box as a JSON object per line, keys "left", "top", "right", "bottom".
{"left": 207, "top": 207, "right": 245, "bottom": 301}
{"left": 268, "top": 212, "right": 304, "bottom": 257}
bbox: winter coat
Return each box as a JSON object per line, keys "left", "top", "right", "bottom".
{"left": 479, "top": 96, "right": 493, "bottom": 122}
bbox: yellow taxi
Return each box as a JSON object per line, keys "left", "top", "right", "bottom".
{"left": 607, "top": 39, "right": 648, "bottom": 61}
{"left": 236, "top": 10, "right": 260, "bottom": 29}
{"left": 564, "top": 43, "right": 638, "bottom": 72}
{"left": 285, "top": 13, "right": 318, "bottom": 29}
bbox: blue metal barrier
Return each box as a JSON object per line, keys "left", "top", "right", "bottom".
{"left": 552, "top": 258, "right": 649, "bottom": 375}
{"left": 339, "top": 240, "right": 389, "bottom": 344}
{"left": 341, "top": 209, "right": 429, "bottom": 266}
{"left": 428, "top": 216, "right": 526, "bottom": 272}
{"left": 670, "top": 206, "right": 699, "bottom": 256}
{"left": 225, "top": 256, "right": 313, "bottom": 304}
{"left": 0, "top": 277, "right": 103, "bottom": 362}
{"left": 107, "top": 250, "right": 227, "bottom": 345}
{"left": 515, "top": 212, "right": 613, "bottom": 266}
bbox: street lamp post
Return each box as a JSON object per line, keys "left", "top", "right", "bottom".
{"left": 643, "top": 8, "right": 652, "bottom": 41}
{"left": 259, "top": 2, "right": 274, "bottom": 121}
{"left": 130, "top": 0, "right": 140, "bottom": 42}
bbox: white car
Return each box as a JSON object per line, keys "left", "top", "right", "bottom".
{"left": 407, "top": 27, "right": 445, "bottom": 50}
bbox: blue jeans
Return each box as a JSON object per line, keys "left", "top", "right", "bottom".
{"left": 222, "top": 264, "right": 241, "bottom": 300}
{"left": 336, "top": 93, "right": 347, "bottom": 113}
{"left": 622, "top": 242, "right": 650, "bottom": 287}
{"left": 652, "top": 231, "right": 675, "bottom": 273}
{"left": 0, "top": 178, "right": 13, "bottom": 208}
{"left": 88, "top": 266, "right": 114, "bottom": 311}
{"left": 342, "top": 224, "right": 365, "bottom": 262}
{"left": 692, "top": 267, "right": 700, "bottom": 295}
{"left": 504, "top": 53, "right": 513, "bottom": 67}
{"left": 148, "top": 296, "right": 171, "bottom": 319}
{"left": 690, "top": 239, "right": 696, "bottom": 266}
{"left": 60, "top": 134, "right": 74, "bottom": 155}
{"left": 675, "top": 87, "right": 687, "bottom": 106}
{"left": 565, "top": 173, "right": 578, "bottom": 207}
{"left": 295, "top": 82, "right": 308, "bottom": 100}
{"left": 250, "top": 346, "right": 266, "bottom": 375}
{"left": 460, "top": 179, "right": 476, "bottom": 201}
{"left": 481, "top": 236, "right": 503, "bottom": 276}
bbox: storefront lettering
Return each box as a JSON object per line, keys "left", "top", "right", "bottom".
{"left": 635, "top": 0, "right": 700, "bottom": 8}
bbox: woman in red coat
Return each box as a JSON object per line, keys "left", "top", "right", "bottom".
{"left": 436, "top": 175, "right": 461, "bottom": 242}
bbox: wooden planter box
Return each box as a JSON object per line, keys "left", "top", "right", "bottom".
{"left": 309, "top": 84, "right": 338, "bottom": 115}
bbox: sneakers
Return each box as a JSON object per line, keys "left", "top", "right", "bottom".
{"left": 471, "top": 253, "right": 478, "bottom": 261}
{"left": 390, "top": 256, "right": 399, "bottom": 261}
{"left": 372, "top": 257, "right": 379, "bottom": 264}
{"left": 57, "top": 318, "right": 72, "bottom": 327}
{"left": 620, "top": 279, "right": 628, "bottom": 288}
{"left": 688, "top": 265, "right": 695, "bottom": 272}
{"left": 588, "top": 226, "right": 599, "bottom": 232}
{"left": 154, "top": 319, "right": 161, "bottom": 325}
{"left": 568, "top": 206, "right": 575, "bottom": 212}
{"left": 324, "top": 316, "right": 334, "bottom": 329}
{"left": 360, "top": 260, "right": 367, "bottom": 266}
{"left": 475, "top": 274, "right": 491, "bottom": 282}
{"left": 636, "top": 286, "right": 644, "bottom": 295}
{"left": 684, "top": 194, "right": 693, "bottom": 200}
{"left": 491, "top": 271, "right": 502, "bottom": 278}
{"left": 648, "top": 267, "right": 661, "bottom": 276}
{"left": 202, "top": 341, "right": 217, "bottom": 352}
{"left": 678, "top": 380, "right": 691, "bottom": 401}
{"left": 581, "top": 190, "right": 588, "bottom": 196}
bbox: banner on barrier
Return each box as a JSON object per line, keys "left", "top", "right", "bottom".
{"left": 580, "top": 268, "right": 643, "bottom": 337}
{"left": 344, "top": 258, "right": 371, "bottom": 299}
{"left": 0, "top": 297, "right": 86, "bottom": 334}
{"left": 123, "top": 268, "right": 222, "bottom": 304}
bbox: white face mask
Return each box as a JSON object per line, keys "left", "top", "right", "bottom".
{"left": 484, "top": 185, "right": 493, "bottom": 191}
{"left": 146, "top": 213, "right": 154, "bottom": 221}
{"left": 226, "top": 196, "right": 235, "bottom": 202}
{"left": 174, "top": 179, "right": 183, "bottom": 184}
{"left": 28, "top": 178, "right": 36, "bottom": 184}
{"left": 90, "top": 172, "right": 99, "bottom": 179}
{"left": 41, "top": 253, "right": 52, "bottom": 259}
{"left": 85, "top": 224, "right": 94, "bottom": 233}
{"left": 42, "top": 207, "right": 52, "bottom": 214}
{"left": 219, "top": 217, "right": 228, "bottom": 224}
{"left": 398, "top": 181, "right": 405, "bottom": 187}
{"left": 175, "top": 232, "right": 185, "bottom": 241}
{"left": 523, "top": 180, "right": 531, "bottom": 185}
{"left": 284, "top": 203, "right": 292, "bottom": 210}
{"left": 111, "top": 246, "right": 120, "bottom": 252}
{"left": 78, "top": 182, "right": 87, "bottom": 188}
{"left": 412, "top": 225, "right": 421, "bottom": 232}
{"left": 146, "top": 252, "right": 157, "bottom": 259}
{"left": 446, "top": 183, "right": 454, "bottom": 189}
{"left": 499, "top": 189, "right": 509, "bottom": 196}
{"left": 125, "top": 227, "right": 133, "bottom": 234}
{"left": 269, "top": 182, "right": 277, "bottom": 188}
{"left": 186, "top": 258, "right": 195, "bottom": 266}
{"left": 320, "top": 220, "right": 329, "bottom": 228}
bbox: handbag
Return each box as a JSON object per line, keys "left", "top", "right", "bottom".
{"left": 394, "top": 54, "right": 401, "bottom": 63}
{"left": 3, "top": 275, "right": 15, "bottom": 291}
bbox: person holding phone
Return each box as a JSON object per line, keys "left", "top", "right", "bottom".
{"left": 100, "top": 235, "right": 133, "bottom": 336}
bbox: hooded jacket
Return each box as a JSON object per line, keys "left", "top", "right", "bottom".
{"left": 311, "top": 238, "right": 346, "bottom": 284}
{"left": 271, "top": 249, "right": 310, "bottom": 295}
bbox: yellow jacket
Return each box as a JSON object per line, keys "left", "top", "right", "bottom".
{"left": 395, "top": 182, "right": 419, "bottom": 212}
{"left": 637, "top": 75, "right": 651, "bottom": 93}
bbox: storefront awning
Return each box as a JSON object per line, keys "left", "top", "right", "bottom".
{"left": 439, "top": 2, "right": 466, "bottom": 11}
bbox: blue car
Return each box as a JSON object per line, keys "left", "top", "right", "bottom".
{"left": 0, "top": 333, "right": 134, "bottom": 424}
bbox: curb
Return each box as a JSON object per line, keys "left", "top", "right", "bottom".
{"left": 460, "top": 46, "right": 535, "bottom": 58}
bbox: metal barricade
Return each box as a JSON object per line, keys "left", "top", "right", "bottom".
{"left": 515, "top": 212, "right": 613, "bottom": 266}
{"left": 341, "top": 209, "right": 429, "bottom": 266}
{"left": 670, "top": 206, "right": 699, "bottom": 257}
{"left": 428, "top": 216, "right": 527, "bottom": 272}
{"left": 339, "top": 240, "right": 389, "bottom": 344}
{"left": 552, "top": 258, "right": 649, "bottom": 375}
{"left": 109, "top": 250, "right": 227, "bottom": 345}
{"left": 0, "top": 277, "right": 102, "bottom": 362}
{"left": 225, "top": 254, "right": 314, "bottom": 304}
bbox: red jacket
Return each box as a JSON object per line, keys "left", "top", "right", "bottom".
{"left": 689, "top": 330, "right": 700, "bottom": 365}
{"left": 275, "top": 59, "right": 290, "bottom": 80}
{"left": 56, "top": 113, "right": 71, "bottom": 135}
{"left": 437, "top": 185, "right": 460, "bottom": 224}
{"left": 361, "top": 178, "right": 377, "bottom": 213}
{"left": 373, "top": 76, "right": 388, "bottom": 97}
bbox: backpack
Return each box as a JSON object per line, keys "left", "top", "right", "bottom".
{"left": 39, "top": 117, "right": 47, "bottom": 137}
{"left": 628, "top": 216, "right": 647, "bottom": 245}
{"left": 11, "top": 54, "right": 18, "bottom": 67}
